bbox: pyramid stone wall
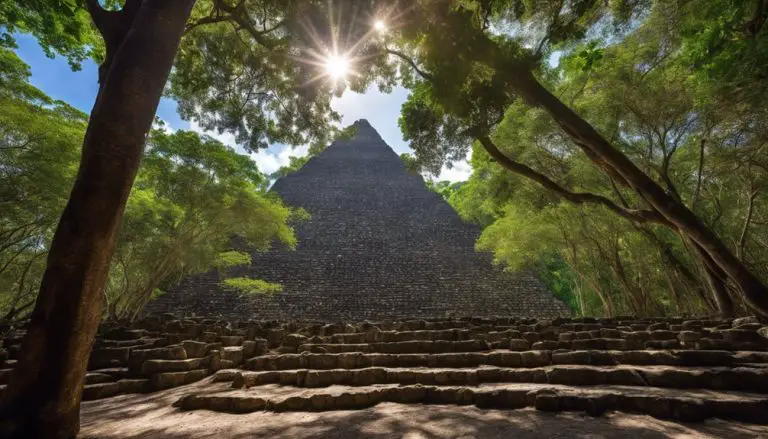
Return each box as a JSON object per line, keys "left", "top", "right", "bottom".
{"left": 146, "top": 120, "right": 569, "bottom": 320}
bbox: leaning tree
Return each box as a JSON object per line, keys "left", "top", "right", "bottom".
{"left": 372, "top": 0, "right": 768, "bottom": 317}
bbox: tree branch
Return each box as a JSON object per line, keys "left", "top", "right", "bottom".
{"left": 474, "top": 133, "right": 667, "bottom": 225}
{"left": 745, "top": 0, "right": 767, "bottom": 37}
{"left": 217, "top": 0, "right": 278, "bottom": 49}
{"left": 738, "top": 190, "right": 758, "bottom": 259}
{"left": 185, "top": 14, "right": 232, "bottom": 33}
{"left": 84, "top": 0, "right": 114, "bottom": 38}
{"left": 384, "top": 48, "right": 434, "bottom": 81}
{"left": 85, "top": 0, "right": 144, "bottom": 84}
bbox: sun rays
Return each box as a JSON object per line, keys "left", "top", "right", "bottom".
{"left": 291, "top": 2, "right": 411, "bottom": 88}
{"left": 324, "top": 53, "right": 350, "bottom": 79}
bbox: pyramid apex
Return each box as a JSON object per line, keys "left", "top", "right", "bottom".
{"left": 349, "top": 119, "right": 383, "bottom": 142}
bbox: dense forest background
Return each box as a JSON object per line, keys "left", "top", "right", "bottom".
{"left": 2, "top": 0, "right": 768, "bottom": 322}
{"left": 0, "top": 49, "right": 304, "bottom": 320}
{"left": 396, "top": 0, "right": 768, "bottom": 318}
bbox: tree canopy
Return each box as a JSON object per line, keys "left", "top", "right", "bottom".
{"left": 0, "top": 53, "right": 302, "bottom": 321}
{"left": 4, "top": 0, "right": 768, "bottom": 320}
{"left": 2, "top": 1, "right": 768, "bottom": 433}
{"left": 387, "top": 0, "right": 768, "bottom": 317}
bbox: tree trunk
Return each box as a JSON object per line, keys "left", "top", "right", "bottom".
{"left": 690, "top": 240, "right": 736, "bottom": 317}
{"left": 504, "top": 68, "right": 768, "bottom": 315}
{"left": 0, "top": 1, "right": 194, "bottom": 438}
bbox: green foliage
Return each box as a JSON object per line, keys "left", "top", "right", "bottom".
{"left": 270, "top": 155, "right": 311, "bottom": 180}
{"left": 222, "top": 277, "right": 283, "bottom": 295}
{"left": 106, "top": 129, "right": 301, "bottom": 319}
{"left": 399, "top": 153, "right": 421, "bottom": 173}
{"left": 0, "top": 56, "right": 302, "bottom": 320}
{"left": 476, "top": 204, "right": 561, "bottom": 272}
{"left": 0, "top": 53, "right": 86, "bottom": 318}
{"left": 388, "top": 0, "right": 768, "bottom": 316}
{"left": 169, "top": 1, "right": 380, "bottom": 152}
{"left": 214, "top": 251, "right": 252, "bottom": 271}
{"left": 0, "top": 0, "right": 101, "bottom": 69}
{"left": 426, "top": 180, "right": 464, "bottom": 200}
{"left": 677, "top": 0, "right": 768, "bottom": 103}
{"left": 534, "top": 253, "right": 581, "bottom": 313}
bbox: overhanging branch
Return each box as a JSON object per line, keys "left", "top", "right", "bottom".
{"left": 216, "top": 0, "right": 279, "bottom": 49}
{"left": 384, "top": 48, "right": 434, "bottom": 81}
{"left": 474, "top": 133, "right": 668, "bottom": 225}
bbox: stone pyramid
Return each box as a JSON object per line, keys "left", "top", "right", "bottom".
{"left": 147, "top": 120, "right": 569, "bottom": 320}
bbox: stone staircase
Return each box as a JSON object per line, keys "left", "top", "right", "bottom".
{"left": 0, "top": 316, "right": 260, "bottom": 401}
{"left": 171, "top": 316, "right": 768, "bottom": 424}
{"left": 3, "top": 315, "right": 768, "bottom": 426}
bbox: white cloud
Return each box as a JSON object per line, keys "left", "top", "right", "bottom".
{"left": 438, "top": 159, "right": 473, "bottom": 182}
{"left": 188, "top": 120, "right": 310, "bottom": 175}
{"left": 250, "top": 144, "right": 310, "bottom": 175}
{"left": 186, "top": 87, "right": 473, "bottom": 181}
{"left": 153, "top": 117, "right": 177, "bottom": 133}
{"left": 189, "top": 119, "right": 237, "bottom": 148}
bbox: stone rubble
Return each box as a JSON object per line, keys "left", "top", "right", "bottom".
{"left": 1, "top": 314, "right": 768, "bottom": 426}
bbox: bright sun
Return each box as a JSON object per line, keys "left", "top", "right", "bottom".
{"left": 374, "top": 20, "right": 387, "bottom": 32}
{"left": 325, "top": 54, "right": 349, "bottom": 80}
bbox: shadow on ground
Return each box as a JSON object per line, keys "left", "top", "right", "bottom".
{"left": 79, "top": 379, "right": 768, "bottom": 439}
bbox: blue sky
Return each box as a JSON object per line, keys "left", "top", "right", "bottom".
{"left": 14, "top": 34, "right": 472, "bottom": 181}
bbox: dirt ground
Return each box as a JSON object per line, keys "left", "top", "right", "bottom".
{"left": 79, "top": 379, "right": 768, "bottom": 439}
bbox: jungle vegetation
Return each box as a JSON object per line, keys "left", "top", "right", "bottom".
{"left": 0, "top": 0, "right": 766, "bottom": 436}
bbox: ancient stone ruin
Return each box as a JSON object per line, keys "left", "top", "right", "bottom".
{"left": 146, "top": 119, "right": 569, "bottom": 320}
{"left": 4, "top": 314, "right": 768, "bottom": 436}
{"left": 2, "top": 122, "right": 768, "bottom": 436}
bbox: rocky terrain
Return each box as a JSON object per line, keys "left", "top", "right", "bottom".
{"left": 4, "top": 314, "right": 768, "bottom": 437}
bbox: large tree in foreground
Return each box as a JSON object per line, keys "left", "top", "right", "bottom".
{"left": 0, "top": 0, "right": 372, "bottom": 436}
{"left": 0, "top": 2, "right": 196, "bottom": 436}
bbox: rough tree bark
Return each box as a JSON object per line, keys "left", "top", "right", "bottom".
{"left": 0, "top": 1, "right": 195, "bottom": 438}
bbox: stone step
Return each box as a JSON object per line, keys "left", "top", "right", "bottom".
{"left": 281, "top": 318, "right": 729, "bottom": 335}
{"left": 245, "top": 350, "right": 768, "bottom": 371}
{"left": 221, "top": 346, "right": 244, "bottom": 365}
{"left": 94, "top": 337, "right": 168, "bottom": 349}
{"left": 279, "top": 319, "right": 756, "bottom": 333}
{"left": 101, "top": 328, "right": 151, "bottom": 341}
{"left": 85, "top": 372, "right": 116, "bottom": 385}
{"left": 218, "top": 336, "right": 245, "bottom": 346}
{"left": 326, "top": 329, "right": 474, "bottom": 344}
{"left": 285, "top": 332, "right": 767, "bottom": 352}
{"left": 315, "top": 328, "right": 712, "bottom": 344}
{"left": 81, "top": 379, "right": 150, "bottom": 401}
{"left": 225, "top": 365, "right": 768, "bottom": 392}
{"left": 181, "top": 340, "right": 221, "bottom": 358}
{"left": 174, "top": 382, "right": 768, "bottom": 423}
{"left": 88, "top": 347, "right": 133, "bottom": 369}
{"left": 297, "top": 340, "right": 491, "bottom": 354}
{"left": 149, "top": 368, "right": 209, "bottom": 390}
{"left": 82, "top": 382, "right": 120, "bottom": 400}
{"left": 140, "top": 355, "right": 214, "bottom": 375}
{"left": 127, "top": 345, "right": 187, "bottom": 374}
{"left": 90, "top": 367, "right": 130, "bottom": 381}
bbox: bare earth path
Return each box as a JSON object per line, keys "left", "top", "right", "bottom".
{"left": 80, "top": 378, "right": 768, "bottom": 439}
